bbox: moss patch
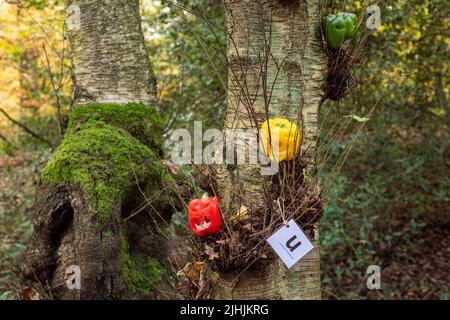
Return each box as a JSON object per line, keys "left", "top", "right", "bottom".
{"left": 120, "top": 233, "right": 166, "bottom": 296}
{"left": 67, "top": 103, "right": 164, "bottom": 151}
{"left": 41, "top": 103, "right": 166, "bottom": 225}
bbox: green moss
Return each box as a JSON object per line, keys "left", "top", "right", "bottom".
{"left": 41, "top": 103, "right": 166, "bottom": 225}
{"left": 120, "top": 233, "right": 165, "bottom": 296}
{"left": 145, "top": 258, "right": 166, "bottom": 283}
{"left": 67, "top": 103, "right": 164, "bottom": 150}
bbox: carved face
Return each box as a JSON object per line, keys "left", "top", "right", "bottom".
{"left": 188, "top": 197, "right": 222, "bottom": 237}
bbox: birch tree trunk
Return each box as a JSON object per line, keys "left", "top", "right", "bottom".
{"left": 213, "top": 0, "right": 326, "bottom": 299}
{"left": 23, "top": 0, "right": 170, "bottom": 299}
{"left": 69, "top": 0, "right": 156, "bottom": 105}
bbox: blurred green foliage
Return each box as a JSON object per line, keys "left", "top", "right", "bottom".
{"left": 144, "top": 0, "right": 227, "bottom": 132}
{"left": 0, "top": 131, "right": 53, "bottom": 299}
{"left": 319, "top": 0, "right": 449, "bottom": 298}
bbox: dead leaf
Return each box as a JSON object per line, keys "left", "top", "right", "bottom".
{"left": 176, "top": 261, "right": 205, "bottom": 281}
{"left": 21, "top": 286, "right": 32, "bottom": 300}
{"left": 230, "top": 205, "right": 248, "bottom": 223}
{"left": 195, "top": 269, "right": 211, "bottom": 300}
{"left": 204, "top": 244, "right": 219, "bottom": 260}
{"left": 162, "top": 160, "right": 180, "bottom": 175}
{"left": 177, "top": 279, "right": 194, "bottom": 299}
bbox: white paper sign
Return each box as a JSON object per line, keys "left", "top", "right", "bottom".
{"left": 266, "top": 219, "right": 314, "bottom": 269}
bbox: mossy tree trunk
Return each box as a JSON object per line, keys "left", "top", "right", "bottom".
{"left": 23, "top": 0, "right": 171, "bottom": 299}
{"left": 213, "top": 0, "right": 326, "bottom": 299}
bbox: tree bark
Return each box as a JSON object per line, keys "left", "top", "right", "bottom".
{"left": 23, "top": 0, "right": 169, "bottom": 299}
{"left": 213, "top": 0, "right": 326, "bottom": 299}
{"left": 69, "top": 0, "right": 156, "bottom": 105}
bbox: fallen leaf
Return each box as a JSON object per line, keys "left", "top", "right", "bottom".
{"left": 230, "top": 205, "right": 249, "bottom": 223}
{"left": 177, "top": 279, "right": 194, "bottom": 299}
{"left": 195, "top": 269, "right": 211, "bottom": 300}
{"left": 204, "top": 244, "right": 219, "bottom": 260}
{"left": 176, "top": 261, "right": 205, "bottom": 281}
{"left": 161, "top": 160, "right": 180, "bottom": 175}
{"left": 21, "top": 286, "right": 32, "bottom": 300}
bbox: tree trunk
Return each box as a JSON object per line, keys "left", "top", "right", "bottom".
{"left": 213, "top": 0, "right": 326, "bottom": 299}
{"left": 23, "top": 0, "right": 170, "bottom": 299}
{"left": 69, "top": 0, "right": 156, "bottom": 105}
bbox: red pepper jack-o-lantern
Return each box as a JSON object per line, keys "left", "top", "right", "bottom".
{"left": 188, "top": 194, "right": 222, "bottom": 237}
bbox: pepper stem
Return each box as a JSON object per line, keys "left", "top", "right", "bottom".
{"left": 202, "top": 192, "right": 209, "bottom": 199}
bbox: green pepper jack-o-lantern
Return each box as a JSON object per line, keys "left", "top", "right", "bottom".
{"left": 322, "top": 12, "right": 357, "bottom": 50}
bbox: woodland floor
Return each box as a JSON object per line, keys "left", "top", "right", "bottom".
{"left": 0, "top": 151, "right": 449, "bottom": 300}
{"left": 372, "top": 225, "right": 449, "bottom": 299}
{"left": 323, "top": 225, "right": 449, "bottom": 300}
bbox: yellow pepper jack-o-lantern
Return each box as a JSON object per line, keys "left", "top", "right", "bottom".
{"left": 260, "top": 118, "right": 301, "bottom": 161}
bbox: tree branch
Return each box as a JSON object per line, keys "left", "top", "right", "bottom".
{"left": 0, "top": 107, "right": 52, "bottom": 147}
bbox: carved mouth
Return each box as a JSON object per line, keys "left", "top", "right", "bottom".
{"left": 195, "top": 221, "right": 211, "bottom": 231}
